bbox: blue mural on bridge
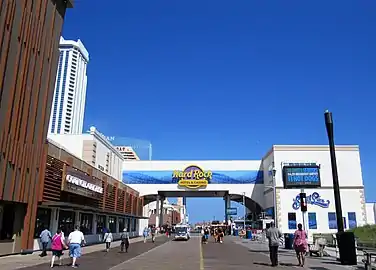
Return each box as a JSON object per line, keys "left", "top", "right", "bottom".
{"left": 122, "top": 170, "right": 264, "bottom": 185}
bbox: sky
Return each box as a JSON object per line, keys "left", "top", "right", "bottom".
{"left": 62, "top": 0, "right": 376, "bottom": 223}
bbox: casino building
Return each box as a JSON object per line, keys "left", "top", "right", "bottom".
{"left": 122, "top": 145, "right": 369, "bottom": 239}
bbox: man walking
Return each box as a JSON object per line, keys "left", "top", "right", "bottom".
{"left": 266, "top": 222, "right": 282, "bottom": 266}
{"left": 39, "top": 227, "right": 52, "bottom": 257}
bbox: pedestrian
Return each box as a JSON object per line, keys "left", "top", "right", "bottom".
{"left": 50, "top": 229, "right": 68, "bottom": 268}
{"left": 67, "top": 225, "right": 86, "bottom": 268}
{"left": 120, "top": 228, "right": 130, "bottom": 252}
{"left": 151, "top": 226, "right": 156, "bottom": 243}
{"left": 39, "top": 227, "right": 52, "bottom": 257}
{"left": 265, "top": 222, "right": 282, "bottom": 267}
{"left": 143, "top": 227, "right": 149, "bottom": 243}
{"left": 293, "top": 223, "right": 308, "bottom": 267}
{"left": 103, "top": 229, "right": 113, "bottom": 252}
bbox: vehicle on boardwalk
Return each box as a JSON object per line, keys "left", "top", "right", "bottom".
{"left": 174, "top": 224, "right": 190, "bottom": 241}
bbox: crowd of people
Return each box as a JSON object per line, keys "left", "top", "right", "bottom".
{"left": 39, "top": 225, "right": 131, "bottom": 268}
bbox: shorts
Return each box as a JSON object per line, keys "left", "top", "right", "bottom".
{"left": 69, "top": 243, "right": 81, "bottom": 258}
{"left": 52, "top": 250, "right": 63, "bottom": 257}
{"left": 204, "top": 234, "right": 209, "bottom": 239}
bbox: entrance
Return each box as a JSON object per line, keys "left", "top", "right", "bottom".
{"left": 142, "top": 190, "right": 264, "bottom": 229}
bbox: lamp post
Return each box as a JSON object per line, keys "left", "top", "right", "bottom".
{"left": 272, "top": 167, "right": 277, "bottom": 227}
{"left": 325, "top": 110, "right": 357, "bottom": 265}
{"left": 324, "top": 110, "right": 344, "bottom": 233}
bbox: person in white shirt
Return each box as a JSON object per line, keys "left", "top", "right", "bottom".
{"left": 67, "top": 225, "right": 86, "bottom": 268}
{"left": 103, "top": 229, "right": 113, "bottom": 252}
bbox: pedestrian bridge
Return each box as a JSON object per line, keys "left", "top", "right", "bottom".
{"left": 122, "top": 160, "right": 269, "bottom": 212}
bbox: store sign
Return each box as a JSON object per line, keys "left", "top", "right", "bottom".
{"left": 172, "top": 165, "right": 212, "bottom": 189}
{"left": 62, "top": 167, "right": 103, "bottom": 199}
{"left": 283, "top": 165, "right": 321, "bottom": 188}
{"left": 292, "top": 192, "right": 330, "bottom": 210}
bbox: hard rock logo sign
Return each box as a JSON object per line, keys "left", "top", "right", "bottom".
{"left": 172, "top": 165, "right": 212, "bottom": 189}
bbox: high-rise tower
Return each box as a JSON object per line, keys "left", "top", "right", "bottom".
{"left": 48, "top": 37, "right": 89, "bottom": 134}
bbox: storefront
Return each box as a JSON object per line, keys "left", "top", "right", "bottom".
{"left": 32, "top": 142, "right": 146, "bottom": 250}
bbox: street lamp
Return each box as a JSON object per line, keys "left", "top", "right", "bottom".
{"left": 324, "top": 110, "right": 356, "bottom": 265}
{"left": 272, "top": 167, "right": 277, "bottom": 227}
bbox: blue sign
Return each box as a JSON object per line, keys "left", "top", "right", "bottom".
{"left": 226, "top": 208, "right": 237, "bottom": 215}
{"left": 122, "top": 170, "right": 264, "bottom": 184}
{"left": 283, "top": 165, "right": 321, "bottom": 188}
{"left": 292, "top": 192, "right": 330, "bottom": 210}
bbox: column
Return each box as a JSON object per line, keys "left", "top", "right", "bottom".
{"left": 93, "top": 214, "right": 97, "bottom": 234}
{"left": 50, "top": 208, "right": 59, "bottom": 233}
{"left": 159, "top": 196, "right": 164, "bottom": 226}
{"left": 224, "top": 194, "right": 230, "bottom": 224}
{"left": 183, "top": 197, "right": 187, "bottom": 224}
{"left": 155, "top": 195, "right": 160, "bottom": 227}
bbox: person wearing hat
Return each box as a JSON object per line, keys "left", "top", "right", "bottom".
{"left": 120, "top": 228, "right": 130, "bottom": 253}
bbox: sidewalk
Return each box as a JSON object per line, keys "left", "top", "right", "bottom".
{"left": 231, "top": 236, "right": 363, "bottom": 270}
{"left": 0, "top": 235, "right": 157, "bottom": 270}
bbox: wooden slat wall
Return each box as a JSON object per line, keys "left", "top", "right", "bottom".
{"left": 0, "top": 0, "right": 70, "bottom": 251}
{"left": 45, "top": 141, "right": 143, "bottom": 216}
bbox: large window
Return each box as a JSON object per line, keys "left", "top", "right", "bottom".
{"left": 34, "top": 208, "right": 51, "bottom": 238}
{"left": 58, "top": 210, "right": 75, "bottom": 236}
{"left": 288, "top": 213, "right": 297, "bottom": 230}
{"left": 96, "top": 215, "right": 106, "bottom": 234}
{"left": 328, "top": 212, "right": 337, "bottom": 229}
{"left": 108, "top": 216, "right": 117, "bottom": 233}
{"left": 308, "top": 213, "right": 317, "bottom": 229}
{"left": 348, "top": 212, "right": 357, "bottom": 229}
{"left": 126, "top": 218, "right": 131, "bottom": 232}
{"left": 119, "top": 218, "right": 125, "bottom": 232}
{"left": 132, "top": 219, "right": 137, "bottom": 232}
{"left": 79, "top": 213, "right": 93, "bottom": 235}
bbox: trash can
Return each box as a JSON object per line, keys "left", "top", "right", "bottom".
{"left": 246, "top": 230, "right": 252, "bottom": 239}
{"left": 284, "top": 233, "right": 294, "bottom": 249}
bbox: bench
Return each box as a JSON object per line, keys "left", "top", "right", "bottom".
{"left": 363, "top": 250, "right": 376, "bottom": 270}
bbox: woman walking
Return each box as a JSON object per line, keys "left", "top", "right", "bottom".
{"left": 50, "top": 229, "right": 68, "bottom": 268}
{"left": 143, "top": 227, "right": 149, "bottom": 243}
{"left": 103, "top": 229, "right": 113, "bottom": 252}
{"left": 293, "top": 223, "right": 308, "bottom": 267}
{"left": 120, "top": 228, "right": 130, "bottom": 252}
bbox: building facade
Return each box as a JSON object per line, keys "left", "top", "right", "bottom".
{"left": 365, "top": 203, "right": 376, "bottom": 225}
{"left": 0, "top": 0, "right": 73, "bottom": 255}
{"left": 122, "top": 145, "right": 370, "bottom": 237}
{"left": 144, "top": 199, "right": 182, "bottom": 226}
{"left": 48, "top": 126, "right": 124, "bottom": 180}
{"left": 48, "top": 37, "right": 89, "bottom": 135}
{"left": 115, "top": 146, "right": 140, "bottom": 160}
{"left": 33, "top": 140, "right": 145, "bottom": 250}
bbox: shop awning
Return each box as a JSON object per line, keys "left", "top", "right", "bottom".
{"left": 40, "top": 201, "right": 147, "bottom": 219}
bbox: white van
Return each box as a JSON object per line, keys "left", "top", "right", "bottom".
{"left": 174, "top": 224, "right": 190, "bottom": 241}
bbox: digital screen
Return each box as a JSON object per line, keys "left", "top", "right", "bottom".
{"left": 283, "top": 166, "right": 321, "bottom": 188}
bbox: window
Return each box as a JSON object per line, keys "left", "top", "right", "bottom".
{"left": 348, "top": 212, "right": 357, "bottom": 229}
{"left": 96, "top": 215, "right": 106, "bottom": 234}
{"left": 79, "top": 213, "right": 93, "bottom": 235}
{"left": 343, "top": 217, "right": 347, "bottom": 229}
{"left": 288, "top": 213, "right": 297, "bottom": 229}
{"left": 126, "top": 218, "right": 131, "bottom": 232}
{"left": 308, "top": 213, "right": 317, "bottom": 229}
{"left": 328, "top": 212, "right": 337, "bottom": 229}
{"left": 108, "top": 216, "right": 117, "bottom": 233}
{"left": 58, "top": 210, "right": 75, "bottom": 236}
{"left": 34, "top": 208, "right": 51, "bottom": 237}
{"left": 119, "top": 218, "right": 125, "bottom": 232}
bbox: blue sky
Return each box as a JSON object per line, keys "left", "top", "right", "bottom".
{"left": 62, "top": 0, "right": 376, "bottom": 223}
